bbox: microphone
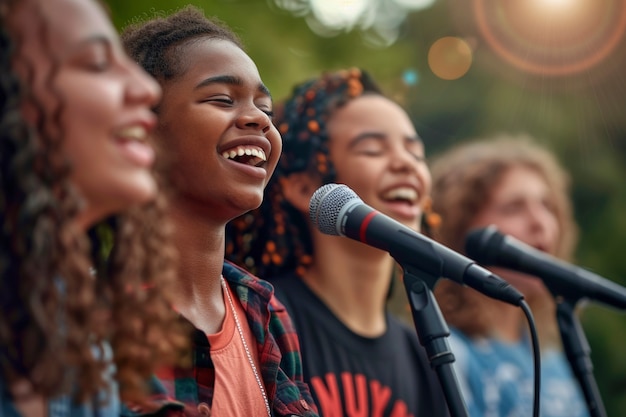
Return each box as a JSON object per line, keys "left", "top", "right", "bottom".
{"left": 466, "top": 225, "right": 626, "bottom": 310}
{"left": 309, "top": 183, "right": 524, "bottom": 306}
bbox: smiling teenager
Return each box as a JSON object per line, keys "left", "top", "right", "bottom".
{"left": 121, "top": 6, "right": 318, "bottom": 417}
{"left": 1, "top": 0, "right": 185, "bottom": 415}
{"left": 226, "top": 68, "right": 449, "bottom": 417}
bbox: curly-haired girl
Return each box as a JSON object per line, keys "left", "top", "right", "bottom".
{"left": 1, "top": 0, "right": 185, "bottom": 415}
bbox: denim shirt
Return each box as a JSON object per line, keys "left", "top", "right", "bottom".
{"left": 0, "top": 380, "right": 119, "bottom": 417}
{"left": 0, "top": 344, "right": 120, "bottom": 417}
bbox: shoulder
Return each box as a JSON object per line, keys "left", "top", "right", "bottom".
{"left": 221, "top": 260, "right": 274, "bottom": 303}
{"left": 267, "top": 273, "right": 304, "bottom": 310}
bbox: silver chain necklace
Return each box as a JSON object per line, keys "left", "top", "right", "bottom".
{"left": 221, "top": 277, "right": 272, "bottom": 417}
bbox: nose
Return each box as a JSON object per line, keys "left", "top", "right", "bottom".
{"left": 125, "top": 60, "right": 162, "bottom": 108}
{"left": 235, "top": 104, "right": 272, "bottom": 134}
{"left": 527, "top": 201, "right": 557, "bottom": 241}
{"left": 389, "top": 143, "right": 419, "bottom": 172}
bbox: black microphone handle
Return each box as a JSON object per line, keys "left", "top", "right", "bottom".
{"left": 467, "top": 226, "right": 626, "bottom": 310}
{"left": 340, "top": 203, "right": 524, "bottom": 306}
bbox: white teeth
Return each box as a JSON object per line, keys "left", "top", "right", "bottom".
{"left": 222, "top": 145, "right": 268, "bottom": 162}
{"left": 117, "top": 125, "right": 147, "bottom": 142}
{"left": 383, "top": 187, "right": 418, "bottom": 202}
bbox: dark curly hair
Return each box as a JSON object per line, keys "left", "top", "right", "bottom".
{"left": 225, "top": 68, "right": 384, "bottom": 280}
{"left": 121, "top": 5, "right": 242, "bottom": 86}
{"left": 0, "top": 0, "right": 186, "bottom": 403}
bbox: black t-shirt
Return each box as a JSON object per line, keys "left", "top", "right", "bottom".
{"left": 271, "top": 274, "right": 450, "bottom": 417}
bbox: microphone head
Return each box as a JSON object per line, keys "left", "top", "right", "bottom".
{"left": 309, "top": 183, "right": 360, "bottom": 236}
{"left": 465, "top": 225, "right": 505, "bottom": 265}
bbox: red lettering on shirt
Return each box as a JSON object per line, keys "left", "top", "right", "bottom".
{"left": 370, "top": 380, "right": 392, "bottom": 417}
{"left": 311, "top": 373, "right": 413, "bottom": 417}
{"left": 342, "top": 372, "right": 368, "bottom": 417}
{"left": 390, "top": 400, "right": 413, "bottom": 417}
{"left": 311, "top": 373, "right": 342, "bottom": 417}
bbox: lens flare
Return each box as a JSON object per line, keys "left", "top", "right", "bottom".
{"left": 472, "top": 0, "right": 626, "bottom": 76}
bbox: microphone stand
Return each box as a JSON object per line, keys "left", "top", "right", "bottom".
{"left": 556, "top": 299, "right": 607, "bottom": 417}
{"left": 401, "top": 264, "right": 469, "bottom": 417}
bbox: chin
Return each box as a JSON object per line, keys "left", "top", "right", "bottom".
{"left": 109, "top": 181, "right": 158, "bottom": 214}
{"left": 229, "top": 192, "right": 263, "bottom": 215}
{"left": 126, "top": 176, "right": 159, "bottom": 205}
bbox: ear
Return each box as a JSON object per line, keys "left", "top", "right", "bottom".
{"left": 281, "top": 172, "right": 322, "bottom": 215}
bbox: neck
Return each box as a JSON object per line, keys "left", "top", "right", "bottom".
{"left": 167, "top": 201, "right": 227, "bottom": 334}
{"left": 303, "top": 232, "right": 395, "bottom": 337}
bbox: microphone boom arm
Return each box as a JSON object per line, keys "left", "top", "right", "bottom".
{"left": 401, "top": 264, "right": 469, "bottom": 417}
{"left": 556, "top": 299, "right": 607, "bottom": 417}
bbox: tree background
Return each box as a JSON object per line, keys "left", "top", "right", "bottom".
{"left": 106, "top": 0, "right": 626, "bottom": 414}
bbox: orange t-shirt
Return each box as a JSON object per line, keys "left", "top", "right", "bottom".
{"left": 206, "top": 282, "right": 269, "bottom": 416}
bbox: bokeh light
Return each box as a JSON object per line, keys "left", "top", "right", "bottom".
{"left": 272, "top": 0, "right": 436, "bottom": 45}
{"left": 402, "top": 68, "right": 420, "bottom": 86}
{"left": 428, "top": 37, "right": 473, "bottom": 80}
{"left": 392, "top": 0, "right": 436, "bottom": 9}
{"left": 310, "top": 0, "right": 371, "bottom": 30}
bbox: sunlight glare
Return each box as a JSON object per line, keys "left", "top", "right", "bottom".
{"left": 536, "top": 0, "right": 575, "bottom": 8}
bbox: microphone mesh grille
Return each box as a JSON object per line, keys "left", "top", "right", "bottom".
{"left": 309, "top": 184, "right": 359, "bottom": 236}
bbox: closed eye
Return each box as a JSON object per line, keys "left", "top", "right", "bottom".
{"left": 207, "top": 97, "right": 234, "bottom": 105}
{"left": 356, "top": 148, "right": 384, "bottom": 156}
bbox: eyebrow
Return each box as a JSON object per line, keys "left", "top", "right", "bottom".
{"left": 347, "top": 131, "right": 422, "bottom": 148}
{"left": 194, "top": 74, "right": 272, "bottom": 98}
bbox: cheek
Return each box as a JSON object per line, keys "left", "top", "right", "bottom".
{"left": 419, "top": 164, "right": 432, "bottom": 195}
{"left": 333, "top": 162, "right": 371, "bottom": 190}
{"left": 61, "top": 85, "right": 123, "bottom": 144}
{"left": 267, "top": 128, "right": 282, "bottom": 173}
{"left": 544, "top": 216, "right": 561, "bottom": 249}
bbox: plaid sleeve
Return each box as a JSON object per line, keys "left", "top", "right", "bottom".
{"left": 222, "top": 261, "right": 318, "bottom": 416}
{"left": 120, "top": 375, "right": 186, "bottom": 417}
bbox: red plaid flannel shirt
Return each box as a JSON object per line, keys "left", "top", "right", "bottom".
{"left": 122, "top": 261, "right": 318, "bottom": 417}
